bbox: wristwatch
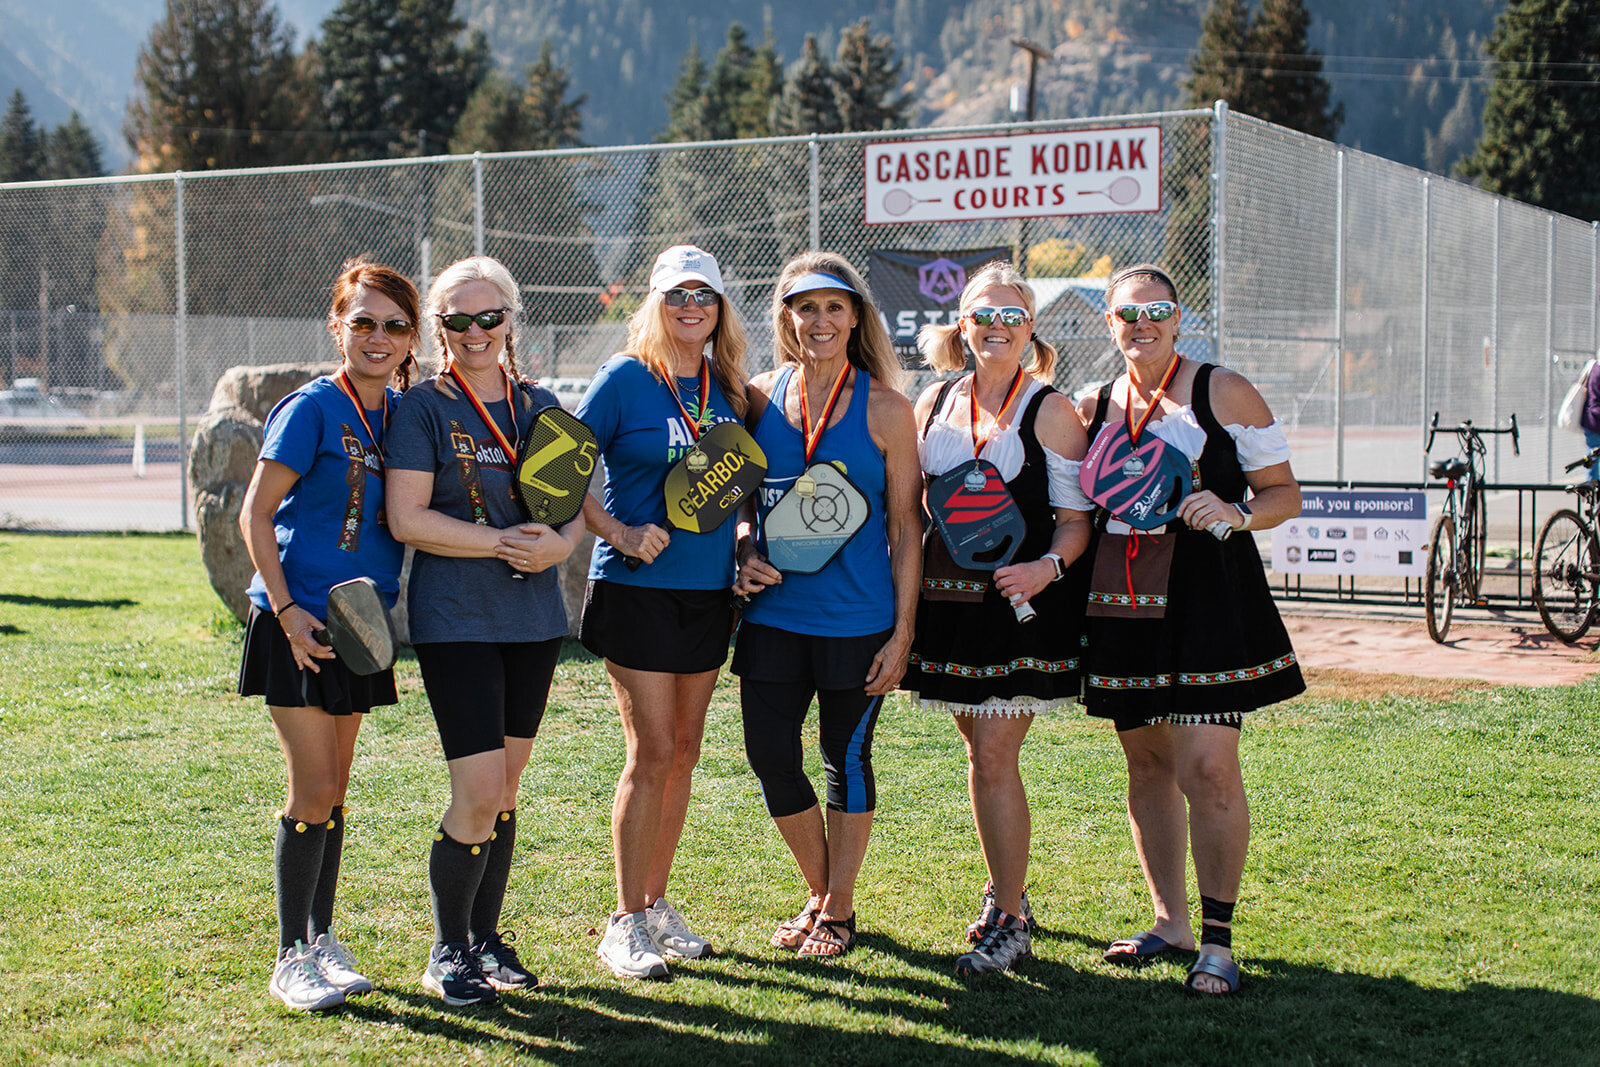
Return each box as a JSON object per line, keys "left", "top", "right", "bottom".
{"left": 1235, "top": 502, "right": 1253, "bottom": 530}
{"left": 1042, "top": 552, "right": 1066, "bottom": 582}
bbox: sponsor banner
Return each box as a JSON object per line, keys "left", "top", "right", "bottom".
{"left": 868, "top": 247, "right": 1010, "bottom": 364}
{"left": 864, "top": 126, "right": 1162, "bottom": 225}
{"left": 1271, "top": 489, "right": 1428, "bottom": 577}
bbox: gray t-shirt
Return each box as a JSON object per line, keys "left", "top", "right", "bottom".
{"left": 386, "top": 376, "right": 569, "bottom": 645}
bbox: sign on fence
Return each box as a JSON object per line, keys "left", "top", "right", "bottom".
{"left": 864, "top": 126, "right": 1162, "bottom": 225}
{"left": 1271, "top": 488, "right": 1429, "bottom": 577}
{"left": 867, "top": 248, "right": 1009, "bottom": 363}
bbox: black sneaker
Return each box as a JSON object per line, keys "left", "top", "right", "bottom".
{"left": 421, "top": 941, "right": 499, "bottom": 1006}
{"left": 472, "top": 930, "right": 537, "bottom": 990}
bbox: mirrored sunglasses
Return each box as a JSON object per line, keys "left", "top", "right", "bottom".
{"left": 438, "top": 309, "right": 508, "bottom": 333}
{"left": 967, "top": 305, "right": 1029, "bottom": 327}
{"left": 343, "top": 316, "right": 414, "bottom": 337}
{"left": 1111, "top": 301, "right": 1177, "bottom": 323}
{"left": 663, "top": 287, "right": 720, "bottom": 308}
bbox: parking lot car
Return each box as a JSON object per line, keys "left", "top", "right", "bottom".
{"left": 0, "top": 378, "right": 89, "bottom": 429}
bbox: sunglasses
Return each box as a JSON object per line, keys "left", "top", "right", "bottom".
{"left": 1111, "top": 301, "right": 1177, "bottom": 323}
{"left": 663, "top": 287, "right": 720, "bottom": 308}
{"left": 438, "top": 309, "right": 508, "bottom": 333}
{"left": 967, "top": 305, "right": 1030, "bottom": 327}
{"left": 343, "top": 316, "right": 414, "bottom": 337}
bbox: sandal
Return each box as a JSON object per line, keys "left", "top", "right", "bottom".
{"left": 771, "top": 898, "right": 822, "bottom": 950}
{"left": 1184, "top": 951, "right": 1241, "bottom": 996}
{"left": 798, "top": 914, "right": 856, "bottom": 959}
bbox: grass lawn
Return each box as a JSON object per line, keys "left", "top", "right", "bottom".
{"left": 0, "top": 532, "right": 1597, "bottom": 1065}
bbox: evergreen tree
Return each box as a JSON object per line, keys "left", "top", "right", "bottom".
{"left": 522, "top": 40, "right": 586, "bottom": 149}
{"left": 124, "top": 0, "right": 314, "bottom": 171}
{"left": 773, "top": 34, "right": 842, "bottom": 135}
{"left": 735, "top": 30, "right": 782, "bottom": 138}
{"left": 703, "top": 24, "right": 756, "bottom": 141}
{"left": 660, "top": 42, "right": 709, "bottom": 142}
{"left": 42, "top": 113, "right": 105, "bottom": 179}
{"left": 1459, "top": 0, "right": 1600, "bottom": 220}
{"left": 451, "top": 73, "right": 537, "bottom": 154}
{"left": 317, "top": 0, "right": 490, "bottom": 159}
{"left": 1186, "top": 0, "right": 1253, "bottom": 111}
{"left": 833, "top": 18, "right": 912, "bottom": 132}
{"left": 0, "top": 90, "right": 43, "bottom": 182}
{"left": 1250, "top": 0, "right": 1342, "bottom": 138}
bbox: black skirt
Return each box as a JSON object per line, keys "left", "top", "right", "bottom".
{"left": 237, "top": 606, "right": 398, "bottom": 716}
{"left": 579, "top": 580, "right": 734, "bottom": 673}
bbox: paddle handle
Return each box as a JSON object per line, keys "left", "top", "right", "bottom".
{"left": 1207, "top": 520, "right": 1233, "bottom": 541}
{"left": 1010, "top": 596, "right": 1036, "bottom": 624}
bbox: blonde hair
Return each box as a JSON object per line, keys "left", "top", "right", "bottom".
{"left": 916, "top": 260, "right": 1058, "bottom": 381}
{"left": 425, "top": 256, "right": 524, "bottom": 389}
{"left": 623, "top": 281, "right": 750, "bottom": 420}
{"left": 771, "top": 252, "right": 900, "bottom": 391}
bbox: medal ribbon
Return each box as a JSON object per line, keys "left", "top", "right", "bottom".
{"left": 1124, "top": 354, "right": 1181, "bottom": 445}
{"left": 448, "top": 363, "right": 520, "bottom": 466}
{"left": 800, "top": 363, "right": 850, "bottom": 465}
{"left": 333, "top": 368, "right": 387, "bottom": 466}
{"left": 667, "top": 358, "right": 712, "bottom": 442}
{"left": 970, "top": 366, "right": 1026, "bottom": 457}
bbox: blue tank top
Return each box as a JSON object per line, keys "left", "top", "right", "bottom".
{"left": 742, "top": 365, "right": 893, "bottom": 637}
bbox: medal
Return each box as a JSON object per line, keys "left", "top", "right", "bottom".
{"left": 963, "top": 466, "right": 988, "bottom": 493}
{"left": 796, "top": 473, "right": 816, "bottom": 497}
{"left": 686, "top": 446, "right": 709, "bottom": 474}
{"left": 1121, "top": 456, "right": 1146, "bottom": 477}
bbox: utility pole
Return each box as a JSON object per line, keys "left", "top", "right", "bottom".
{"left": 1011, "top": 39, "right": 1052, "bottom": 273}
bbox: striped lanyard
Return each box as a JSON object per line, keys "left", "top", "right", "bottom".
{"left": 448, "top": 363, "right": 519, "bottom": 463}
{"left": 667, "top": 358, "right": 712, "bottom": 442}
{"left": 799, "top": 363, "right": 850, "bottom": 465}
{"left": 970, "top": 366, "right": 1025, "bottom": 458}
{"left": 332, "top": 369, "right": 387, "bottom": 466}
{"left": 1124, "top": 354, "right": 1181, "bottom": 445}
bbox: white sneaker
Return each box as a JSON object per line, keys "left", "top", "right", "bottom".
{"left": 311, "top": 931, "right": 374, "bottom": 995}
{"left": 955, "top": 905, "right": 1033, "bottom": 975}
{"left": 598, "top": 911, "right": 668, "bottom": 979}
{"left": 269, "top": 941, "right": 346, "bottom": 1011}
{"left": 646, "top": 897, "right": 711, "bottom": 959}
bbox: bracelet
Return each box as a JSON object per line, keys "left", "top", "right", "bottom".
{"left": 275, "top": 599, "right": 298, "bottom": 617}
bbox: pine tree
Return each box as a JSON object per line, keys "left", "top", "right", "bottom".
{"left": 522, "top": 40, "right": 586, "bottom": 149}
{"left": 124, "top": 0, "right": 314, "bottom": 171}
{"left": 773, "top": 35, "right": 842, "bottom": 135}
{"left": 660, "top": 42, "right": 709, "bottom": 142}
{"left": 451, "top": 74, "right": 537, "bottom": 154}
{"left": 1186, "top": 0, "right": 1253, "bottom": 111}
{"left": 1250, "top": 0, "right": 1342, "bottom": 138}
{"left": 703, "top": 24, "right": 756, "bottom": 141}
{"left": 42, "top": 113, "right": 105, "bottom": 179}
{"left": 0, "top": 90, "right": 43, "bottom": 182}
{"left": 832, "top": 18, "right": 912, "bottom": 132}
{"left": 317, "top": 0, "right": 490, "bottom": 159}
{"left": 1458, "top": 0, "right": 1600, "bottom": 220}
{"left": 734, "top": 29, "right": 782, "bottom": 139}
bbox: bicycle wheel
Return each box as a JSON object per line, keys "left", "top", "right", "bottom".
{"left": 1533, "top": 508, "right": 1599, "bottom": 642}
{"left": 1424, "top": 513, "right": 1457, "bottom": 643}
{"left": 1463, "top": 484, "right": 1487, "bottom": 602}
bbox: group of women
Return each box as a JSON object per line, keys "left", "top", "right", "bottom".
{"left": 238, "top": 243, "right": 1302, "bottom": 1011}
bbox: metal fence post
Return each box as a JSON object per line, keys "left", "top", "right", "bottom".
{"left": 473, "top": 152, "right": 485, "bottom": 257}
{"left": 175, "top": 171, "right": 189, "bottom": 530}
{"left": 1334, "top": 148, "right": 1346, "bottom": 481}
{"left": 1492, "top": 198, "right": 1502, "bottom": 478}
{"left": 808, "top": 136, "right": 821, "bottom": 252}
{"left": 1420, "top": 176, "right": 1431, "bottom": 479}
{"left": 1210, "top": 101, "right": 1227, "bottom": 364}
{"left": 1546, "top": 215, "right": 1556, "bottom": 481}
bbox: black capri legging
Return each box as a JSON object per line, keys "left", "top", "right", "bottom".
{"left": 732, "top": 623, "right": 889, "bottom": 819}
{"left": 413, "top": 638, "right": 562, "bottom": 760}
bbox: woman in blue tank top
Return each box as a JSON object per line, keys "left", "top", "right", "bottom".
{"left": 731, "top": 252, "right": 922, "bottom": 958}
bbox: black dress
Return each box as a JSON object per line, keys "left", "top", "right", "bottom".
{"left": 1082, "top": 363, "right": 1304, "bottom": 723}
{"left": 904, "top": 383, "right": 1089, "bottom": 712}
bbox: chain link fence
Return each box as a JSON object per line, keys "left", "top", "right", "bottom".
{"left": 1, "top": 106, "right": 1594, "bottom": 531}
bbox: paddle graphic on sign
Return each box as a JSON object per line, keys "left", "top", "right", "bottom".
{"left": 925, "top": 458, "right": 1035, "bottom": 623}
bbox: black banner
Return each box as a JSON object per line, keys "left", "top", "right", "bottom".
{"left": 867, "top": 248, "right": 1010, "bottom": 365}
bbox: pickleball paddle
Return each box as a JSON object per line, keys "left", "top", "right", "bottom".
{"left": 1079, "top": 422, "right": 1192, "bottom": 531}
{"left": 625, "top": 421, "right": 769, "bottom": 570}
{"left": 515, "top": 405, "right": 598, "bottom": 527}
{"left": 312, "top": 576, "right": 398, "bottom": 675}
{"left": 925, "top": 458, "right": 1035, "bottom": 623}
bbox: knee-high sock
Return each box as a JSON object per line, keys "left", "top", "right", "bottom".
{"left": 307, "top": 804, "right": 344, "bottom": 942}
{"left": 469, "top": 810, "right": 516, "bottom": 945}
{"left": 275, "top": 813, "right": 327, "bottom": 952}
{"left": 429, "top": 827, "right": 492, "bottom": 946}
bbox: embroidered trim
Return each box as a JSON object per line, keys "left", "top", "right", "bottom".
{"left": 337, "top": 424, "right": 366, "bottom": 552}
{"left": 922, "top": 577, "right": 988, "bottom": 593}
{"left": 1126, "top": 710, "right": 1247, "bottom": 728}
{"left": 1088, "top": 652, "right": 1298, "bottom": 692}
{"left": 918, "top": 695, "right": 1070, "bottom": 718}
{"left": 910, "top": 653, "right": 1079, "bottom": 679}
{"left": 1088, "top": 590, "right": 1168, "bottom": 608}
{"left": 449, "top": 419, "right": 490, "bottom": 525}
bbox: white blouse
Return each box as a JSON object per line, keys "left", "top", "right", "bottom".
{"left": 918, "top": 376, "right": 1094, "bottom": 511}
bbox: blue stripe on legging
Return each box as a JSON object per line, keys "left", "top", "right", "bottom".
{"left": 842, "top": 694, "right": 882, "bottom": 813}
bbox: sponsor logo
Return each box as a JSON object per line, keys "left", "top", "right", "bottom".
{"left": 1342, "top": 549, "right": 1357, "bottom": 562}
{"left": 1326, "top": 527, "right": 1347, "bottom": 539}
{"left": 676, "top": 450, "right": 748, "bottom": 517}
{"left": 1398, "top": 550, "right": 1412, "bottom": 565}
{"left": 1308, "top": 527, "right": 1321, "bottom": 539}
{"left": 1286, "top": 546, "right": 1302, "bottom": 563}
{"left": 1353, "top": 526, "right": 1368, "bottom": 540}
{"left": 1308, "top": 548, "right": 1337, "bottom": 562}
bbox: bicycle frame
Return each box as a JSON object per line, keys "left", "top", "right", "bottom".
{"left": 1423, "top": 413, "right": 1519, "bottom": 642}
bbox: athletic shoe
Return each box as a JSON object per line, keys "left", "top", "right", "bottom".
{"left": 955, "top": 905, "right": 1033, "bottom": 975}
{"left": 310, "top": 931, "right": 374, "bottom": 995}
{"left": 472, "top": 930, "right": 537, "bottom": 990}
{"left": 598, "top": 911, "right": 669, "bottom": 979}
{"left": 269, "top": 941, "right": 346, "bottom": 1012}
{"left": 966, "top": 882, "right": 1038, "bottom": 942}
{"left": 421, "top": 941, "right": 499, "bottom": 1006}
{"left": 645, "top": 897, "right": 711, "bottom": 959}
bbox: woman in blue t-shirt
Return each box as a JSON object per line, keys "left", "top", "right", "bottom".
{"left": 731, "top": 252, "right": 922, "bottom": 959}
{"left": 576, "top": 245, "right": 750, "bottom": 979}
{"left": 386, "top": 256, "right": 587, "bottom": 1007}
{"left": 238, "top": 257, "right": 419, "bottom": 1012}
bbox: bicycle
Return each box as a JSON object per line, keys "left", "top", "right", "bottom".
{"left": 1532, "top": 446, "right": 1600, "bottom": 641}
{"left": 1423, "top": 412, "right": 1520, "bottom": 643}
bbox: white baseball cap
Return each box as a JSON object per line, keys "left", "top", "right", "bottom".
{"left": 649, "top": 245, "right": 724, "bottom": 294}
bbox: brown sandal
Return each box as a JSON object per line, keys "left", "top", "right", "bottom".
{"left": 798, "top": 914, "right": 856, "bottom": 959}
{"left": 772, "top": 898, "right": 822, "bottom": 950}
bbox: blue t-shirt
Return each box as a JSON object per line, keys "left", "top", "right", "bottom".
{"left": 576, "top": 354, "right": 740, "bottom": 589}
{"left": 245, "top": 376, "right": 404, "bottom": 618}
{"left": 385, "top": 376, "right": 569, "bottom": 644}
{"left": 741, "top": 366, "right": 894, "bottom": 637}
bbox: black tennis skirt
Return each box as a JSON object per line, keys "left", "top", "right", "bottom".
{"left": 237, "top": 606, "right": 398, "bottom": 716}
{"left": 579, "top": 580, "right": 734, "bottom": 674}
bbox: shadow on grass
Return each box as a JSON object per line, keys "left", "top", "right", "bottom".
{"left": 342, "top": 940, "right": 1600, "bottom": 1065}
{"left": 0, "top": 623, "right": 22, "bottom": 635}
{"left": 0, "top": 592, "right": 136, "bottom": 609}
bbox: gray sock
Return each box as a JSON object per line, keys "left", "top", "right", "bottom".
{"left": 428, "top": 826, "right": 491, "bottom": 946}
{"left": 469, "top": 810, "right": 516, "bottom": 945}
{"left": 307, "top": 804, "right": 344, "bottom": 942}
{"left": 275, "top": 813, "right": 327, "bottom": 952}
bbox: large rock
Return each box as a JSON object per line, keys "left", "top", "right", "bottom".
{"left": 210, "top": 362, "right": 336, "bottom": 421}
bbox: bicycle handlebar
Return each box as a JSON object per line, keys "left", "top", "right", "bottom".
{"left": 1424, "top": 412, "right": 1520, "bottom": 455}
{"left": 1564, "top": 445, "right": 1600, "bottom": 474}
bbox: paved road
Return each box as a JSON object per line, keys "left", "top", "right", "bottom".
{"left": 0, "top": 438, "right": 183, "bottom": 466}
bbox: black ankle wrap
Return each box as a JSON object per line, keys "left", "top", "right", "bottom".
{"left": 1200, "top": 895, "right": 1235, "bottom": 948}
